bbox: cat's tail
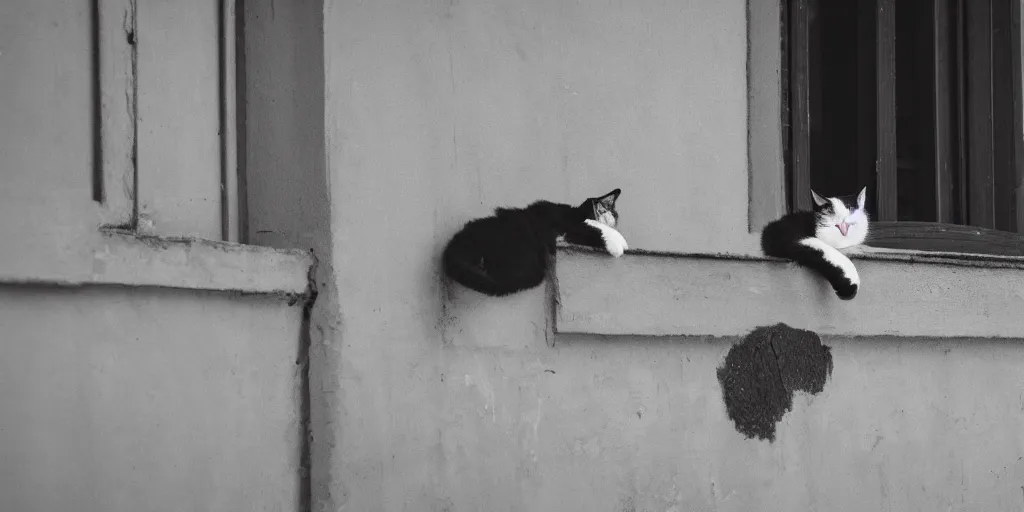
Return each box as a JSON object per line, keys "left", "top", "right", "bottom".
{"left": 784, "top": 238, "right": 860, "bottom": 300}
{"left": 442, "top": 241, "right": 508, "bottom": 297}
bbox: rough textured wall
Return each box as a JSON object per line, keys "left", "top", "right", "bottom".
{"left": 324, "top": 0, "right": 752, "bottom": 257}
{"left": 0, "top": 286, "right": 304, "bottom": 512}
{"left": 0, "top": 1, "right": 98, "bottom": 276}
{"left": 433, "top": 331, "right": 1024, "bottom": 511}
{"left": 319, "top": 0, "right": 1024, "bottom": 510}
{"left": 0, "top": 4, "right": 307, "bottom": 511}
{"left": 240, "top": 0, "right": 335, "bottom": 505}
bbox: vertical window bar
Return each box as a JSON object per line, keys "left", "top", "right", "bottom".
{"left": 789, "top": 0, "right": 813, "bottom": 212}
{"left": 856, "top": 2, "right": 877, "bottom": 198}
{"left": 934, "top": 0, "right": 955, "bottom": 223}
{"left": 876, "top": 0, "right": 899, "bottom": 221}
{"left": 1012, "top": 0, "right": 1024, "bottom": 233}
{"left": 955, "top": 0, "right": 968, "bottom": 223}
{"left": 966, "top": 0, "right": 996, "bottom": 228}
{"left": 991, "top": 0, "right": 1018, "bottom": 232}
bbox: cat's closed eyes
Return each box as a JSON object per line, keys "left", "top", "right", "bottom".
{"left": 761, "top": 187, "right": 869, "bottom": 300}
{"left": 443, "top": 189, "right": 627, "bottom": 296}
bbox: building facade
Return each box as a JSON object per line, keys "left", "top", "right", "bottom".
{"left": 3, "top": 0, "right": 1024, "bottom": 511}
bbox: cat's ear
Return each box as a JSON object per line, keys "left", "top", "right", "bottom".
{"left": 856, "top": 186, "right": 867, "bottom": 209}
{"left": 811, "top": 189, "right": 829, "bottom": 207}
{"left": 595, "top": 188, "right": 621, "bottom": 209}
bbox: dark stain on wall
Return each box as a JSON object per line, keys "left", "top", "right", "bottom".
{"left": 717, "top": 323, "right": 833, "bottom": 441}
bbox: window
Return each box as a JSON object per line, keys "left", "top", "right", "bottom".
{"left": 783, "top": 0, "right": 1024, "bottom": 255}
{"left": 0, "top": 1, "right": 313, "bottom": 291}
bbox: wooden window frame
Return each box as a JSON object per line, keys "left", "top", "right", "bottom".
{"left": 781, "top": 0, "right": 1024, "bottom": 256}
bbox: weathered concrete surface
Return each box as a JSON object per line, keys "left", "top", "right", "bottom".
{"left": 317, "top": 314, "right": 1024, "bottom": 511}
{"left": 136, "top": 0, "right": 223, "bottom": 239}
{"left": 321, "top": 0, "right": 751, "bottom": 255}
{"left": 1, "top": 230, "right": 313, "bottom": 296}
{"left": 0, "top": 3, "right": 310, "bottom": 512}
{"left": 0, "top": 286, "right": 304, "bottom": 512}
{"left": 316, "top": 0, "right": 1024, "bottom": 510}
{"left": 0, "top": 1, "right": 98, "bottom": 279}
{"left": 10, "top": 0, "right": 1023, "bottom": 510}
{"left": 241, "top": 0, "right": 335, "bottom": 506}
{"left": 555, "top": 246, "right": 1024, "bottom": 338}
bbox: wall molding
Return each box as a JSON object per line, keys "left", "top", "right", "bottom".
{"left": 555, "top": 244, "right": 1024, "bottom": 339}
{"left": 0, "top": 230, "right": 313, "bottom": 299}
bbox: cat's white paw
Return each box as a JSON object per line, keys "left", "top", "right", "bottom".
{"left": 586, "top": 219, "right": 627, "bottom": 257}
{"left": 607, "top": 229, "right": 628, "bottom": 257}
{"left": 604, "top": 231, "right": 627, "bottom": 257}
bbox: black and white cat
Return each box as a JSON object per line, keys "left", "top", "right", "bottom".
{"left": 761, "top": 187, "right": 869, "bottom": 300}
{"left": 443, "top": 189, "right": 628, "bottom": 296}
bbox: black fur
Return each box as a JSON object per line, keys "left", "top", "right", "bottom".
{"left": 761, "top": 210, "right": 858, "bottom": 300}
{"left": 443, "top": 189, "right": 621, "bottom": 296}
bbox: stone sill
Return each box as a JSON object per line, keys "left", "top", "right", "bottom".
{"left": 0, "top": 230, "right": 313, "bottom": 300}
{"left": 554, "top": 243, "right": 1024, "bottom": 339}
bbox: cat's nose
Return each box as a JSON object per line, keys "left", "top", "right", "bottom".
{"left": 836, "top": 221, "right": 849, "bottom": 236}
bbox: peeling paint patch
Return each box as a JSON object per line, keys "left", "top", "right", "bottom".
{"left": 717, "top": 323, "right": 833, "bottom": 441}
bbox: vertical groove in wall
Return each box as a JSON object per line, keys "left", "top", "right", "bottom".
{"left": 234, "top": 0, "right": 249, "bottom": 244}
{"left": 545, "top": 253, "right": 560, "bottom": 346}
{"left": 218, "top": 0, "right": 227, "bottom": 240}
{"left": 128, "top": 0, "right": 139, "bottom": 228}
{"left": 219, "top": 0, "right": 242, "bottom": 242}
{"left": 296, "top": 253, "right": 318, "bottom": 512}
{"left": 91, "top": 0, "right": 104, "bottom": 203}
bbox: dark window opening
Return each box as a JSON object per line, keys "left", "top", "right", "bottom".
{"left": 784, "top": 0, "right": 1024, "bottom": 255}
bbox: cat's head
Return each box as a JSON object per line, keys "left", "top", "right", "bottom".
{"left": 578, "top": 189, "right": 621, "bottom": 228}
{"left": 812, "top": 187, "right": 869, "bottom": 249}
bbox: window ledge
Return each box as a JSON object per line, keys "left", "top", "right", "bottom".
{"left": 554, "top": 243, "right": 1024, "bottom": 338}
{"left": 0, "top": 230, "right": 313, "bottom": 300}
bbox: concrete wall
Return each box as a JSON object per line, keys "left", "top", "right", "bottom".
{"left": 0, "top": 287, "right": 304, "bottom": 512}
{"left": 314, "top": 0, "right": 1024, "bottom": 510}
{"left": 7, "top": 0, "right": 1024, "bottom": 510}
{"left": 0, "top": 2, "right": 307, "bottom": 511}
{"left": 0, "top": 1, "right": 98, "bottom": 277}
{"left": 322, "top": 0, "right": 753, "bottom": 256}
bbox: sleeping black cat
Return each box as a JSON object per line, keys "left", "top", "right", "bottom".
{"left": 443, "top": 189, "right": 628, "bottom": 296}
